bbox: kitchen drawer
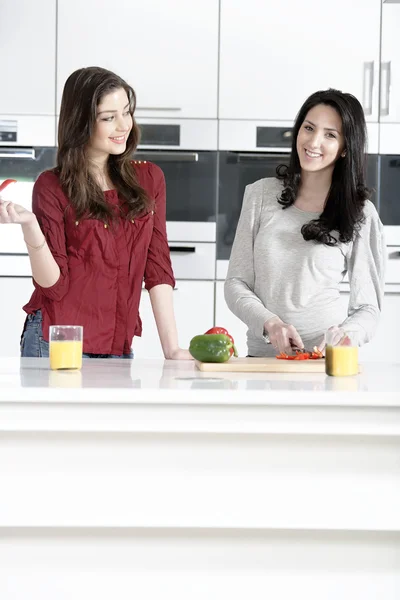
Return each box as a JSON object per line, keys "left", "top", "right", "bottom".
{"left": 386, "top": 246, "right": 400, "bottom": 283}
{"left": 169, "top": 242, "right": 215, "bottom": 280}
{"left": 0, "top": 244, "right": 217, "bottom": 280}
{"left": 0, "top": 255, "right": 31, "bottom": 277}
{"left": 0, "top": 276, "right": 34, "bottom": 356}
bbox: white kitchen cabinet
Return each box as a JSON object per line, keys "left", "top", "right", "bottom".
{"left": 133, "top": 281, "right": 215, "bottom": 359}
{"left": 215, "top": 282, "right": 248, "bottom": 357}
{"left": 0, "top": 277, "right": 34, "bottom": 357}
{"left": 57, "top": 0, "right": 219, "bottom": 119}
{"left": 0, "top": 0, "right": 56, "bottom": 117}
{"left": 340, "top": 289, "right": 400, "bottom": 363}
{"left": 380, "top": 1, "right": 400, "bottom": 125}
{"left": 379, "top": 2, "right": 400, "bottom": 153}
{"left": 219, "top": 0, "right": 381, "bottom": 122}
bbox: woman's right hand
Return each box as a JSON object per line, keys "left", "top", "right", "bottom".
{"left": 0, "top": 196, "right": 36, "bottom": 225}
{"left": 264, "top": 316, "right": 304, "bottom": 355}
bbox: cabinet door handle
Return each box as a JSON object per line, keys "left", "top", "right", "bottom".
{"left": 362, "top": 61, "right": 374, "bottom": 116}
{"left": 168, "top": 246, "right": 196, "bottom": 253}
{"left": 136, "top": 107, "right": 181, "bottom": 112}
{"left": 134, "top": 152, "right": 198, "bottom": 163}
{"left": 380, "top": 62, "right": 391, "bottom": 117}
{"left": 0, "top": 148, "right": 36, "bottom": 159}
{"left": 388, "top": 251, "right": 400, "bottom": 259}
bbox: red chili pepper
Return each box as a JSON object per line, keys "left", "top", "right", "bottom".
{"left": 205, "top": 326, "right": 238, "bottom": 357}
{"left": 0, "top": 179, "right": 17, "bottom": 193}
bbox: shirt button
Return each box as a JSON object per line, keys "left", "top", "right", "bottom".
{"left": 131, "top": 219, "right": 135, "bottom": 224}
{"left": 75, "top": 221, "right": 79, "bottom": 226}
{"left": 151, "top": 210, "right": 154, "bottom": 215}
{"left": 104, "top": 223, "right": 108, "bottom": 229}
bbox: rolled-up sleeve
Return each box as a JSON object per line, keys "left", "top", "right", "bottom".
{"left": 32, "top": 172, "right": 70, "bottom": 301}
{"left": 341, "top": 202, "right": 386, "bottom": 345}
{"left": 144, "top": 164, "right": 175, "bottom": 291}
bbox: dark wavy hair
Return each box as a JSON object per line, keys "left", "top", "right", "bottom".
{"left": 56, "top": 66, "right": 151, "bottom": 221}
{"left": 276, "top": 88, "right": 370, "bottom": 245}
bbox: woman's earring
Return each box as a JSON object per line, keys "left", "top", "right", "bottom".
{"left": 341, "top": 151, "right": 347, "bottom": 158}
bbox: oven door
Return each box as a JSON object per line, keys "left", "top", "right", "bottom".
{"left": 0, "top": 148, "right": 57, "bottom": 273}
{"left": 217, "top": 151, "right": 289, "bottom": 261}
{"left": 134, "top": 150, "right": 217, "bottom": 227}
{"left": 379, "top": 155, "right": 400, "bottom": 245}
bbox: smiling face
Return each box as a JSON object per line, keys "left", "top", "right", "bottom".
{"left": 296, "top": 103, "right": 346, "bottom": 175}
{"left": 86, "top": 87, "right": 133, "bottom": 163}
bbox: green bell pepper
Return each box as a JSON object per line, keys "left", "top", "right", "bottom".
{"left": 189, "top": 333, "right": 237, "bottom": 363}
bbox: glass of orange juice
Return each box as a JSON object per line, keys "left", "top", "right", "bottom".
{"left": 49, "top": 325, "right": 83, "bottom": 370}
{"left": 325, "top": 329, "right": 358, "bottom": 377}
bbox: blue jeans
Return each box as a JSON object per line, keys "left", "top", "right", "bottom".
{"left": 20, "top": 310, "right": 133, "bottom": 359}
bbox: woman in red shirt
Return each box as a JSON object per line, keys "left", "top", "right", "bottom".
{"left": 0, "top": 66, "right": 191, "bottom": 359}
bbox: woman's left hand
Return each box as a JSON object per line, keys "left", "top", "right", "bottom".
{"left": 317, "top": 325, "right": 343, "bottom": 352}
{"left": 165, "top": 348, "right": 193, "bottom": 360}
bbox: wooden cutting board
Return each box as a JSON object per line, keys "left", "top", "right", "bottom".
{"left": 195, "top": 357, "right": 360, "bottom": 373}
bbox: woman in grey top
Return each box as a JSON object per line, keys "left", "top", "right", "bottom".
{"left": 225, "top": 89, "right": 386, "bottom": 357}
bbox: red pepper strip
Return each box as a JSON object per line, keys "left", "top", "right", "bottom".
{"left": 293, "top": 353, "right": 310, "bottom": 360}
{"left": 205, "top": 327, "right": 238, "bottom": 357}
{"left": 276, "top": 352, "right": 296, "bottom": 360}
{"left": 0, "top": 179, "right": 17, "bottom": 193}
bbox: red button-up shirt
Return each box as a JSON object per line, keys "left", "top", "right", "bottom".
{"left": 23, "top": 161, "right": 175, "bottom": 355}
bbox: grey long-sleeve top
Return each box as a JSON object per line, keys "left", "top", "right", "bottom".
{"left": 224, "top": 177, "right": 386, "bottom": 357}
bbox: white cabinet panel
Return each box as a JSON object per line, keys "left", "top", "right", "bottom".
{"left": 169, "top": 243, "right": 216, "bottom": 280}
{"left": 0, "top": 0, "right": 56, "bottom": 116}
{"left": 380, "top": 2, "right": 400, "bottom": 124}
{"left": 0, "top": 277, "right": 33, "bottom": 357}
{"left": 57, "top": 0, "right": 219, "bottom": 119}
{"left": 133, "top": 281, "right": 215, "bottom": 358}
{"left": 219, "top": 0, "right": 381, "bottom": 122}
{"left": 379, "top": 124, "right": 400, "bottom": 154}
{"left": 334, "top": 291, "right": 399, "bottom": 364}
{"left": 215, "top": 281, "right": 249, "bottom": 358}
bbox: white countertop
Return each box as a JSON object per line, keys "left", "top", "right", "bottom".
{"left": 1, "top": 357, "right": 399, "bottom": 406}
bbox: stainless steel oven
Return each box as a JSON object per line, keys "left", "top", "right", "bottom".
{"left": 134, "top": 149, "right": 218, "bottom": 225}
{"left": 135, "top": 120, "right": 218, "bottom": 280}
{"left": 0, "top": 147, "right": 57, "bottom": 276}
{"left": 379, "top": 155, "right": 400, "bottom": 242}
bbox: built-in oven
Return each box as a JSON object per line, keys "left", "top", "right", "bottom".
{"left": 0, "top": 147, "right": 57, "bottom": 276}
{"left": 378, "top": 155, "right": 400, "bottom": 291}
{"left": 217, "top": 125, "right": 379, "bottom": 276}
{"left": 379, "top": 156, "right": 400, "bottom": 240}
{"left": 135, "top": 120, "right": 218, "bottom": 281}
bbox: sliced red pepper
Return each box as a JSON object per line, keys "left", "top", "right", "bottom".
{"left": 277, "top": 348, "right": 323, "bottom": 360}
{"left": 205, "top": 326, "right": 238, "bottom": 357}
{"left": 0, "top": 179, "right": 17, "bottom": 193}
{"left": 276, "top": 352, "right": 296, "bottom": 360}
{"left": 294, "top": 353, "right": 309, "bottom": 360}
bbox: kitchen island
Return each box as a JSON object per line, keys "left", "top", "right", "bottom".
{"left": 1, "top": 358, "right": 399, "bottom": 599}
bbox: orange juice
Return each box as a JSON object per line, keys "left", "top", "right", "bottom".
{"left": 325, "top": 345, "right": 358, "bottom": 377}
{"left": 50, "top": 340, "right": 83, "bottom": 370}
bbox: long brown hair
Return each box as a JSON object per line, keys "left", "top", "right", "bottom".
{"left": 57, "top": 66, "right": 152, "bottom": 221}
